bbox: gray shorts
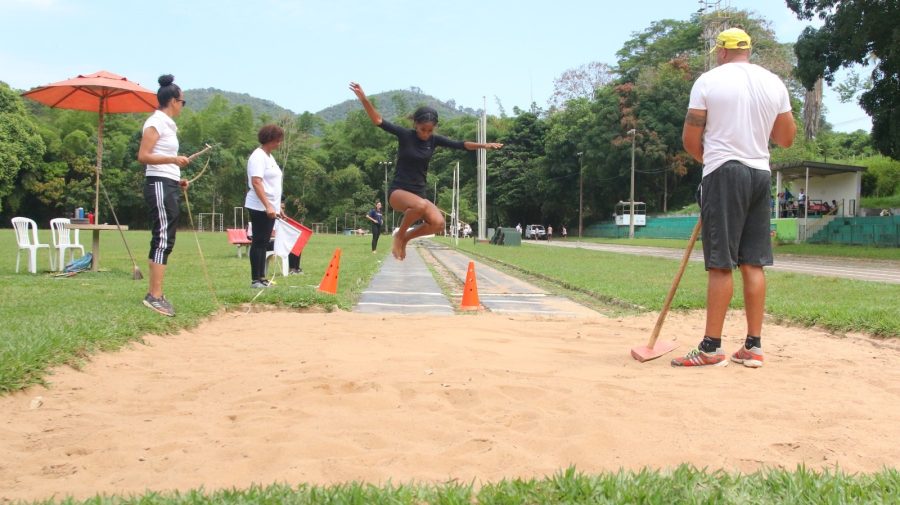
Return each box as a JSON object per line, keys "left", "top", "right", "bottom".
{"left": 698, "top": 160, "right": 773, "bottom": 270}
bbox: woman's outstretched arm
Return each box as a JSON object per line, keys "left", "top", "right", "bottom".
{"left": 349, "top": 82, "right": 382, "bottom": 126}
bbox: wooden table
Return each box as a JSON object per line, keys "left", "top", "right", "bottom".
{"left": 67, "top": 223, "right": 128, "bottom": 272}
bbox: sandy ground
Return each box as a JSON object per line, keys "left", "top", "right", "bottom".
{"left": 2, "top": 310, "right": 899, "bottom": 502}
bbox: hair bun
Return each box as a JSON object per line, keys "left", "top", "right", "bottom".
{"left": 158, "top": 74, "right": 175, "bottom": 87}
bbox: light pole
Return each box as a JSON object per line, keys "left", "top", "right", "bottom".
{"left": 627, "top": 129, "right": 636, "bottom": 239}
{"left": 379, "top": 161, "right": 393, "bottom": 230}
{"left": 577, "top": 152, "right": 584, "bottom": 239}
{"left": 379, "top": 161, "right": 392, "bottom": 207}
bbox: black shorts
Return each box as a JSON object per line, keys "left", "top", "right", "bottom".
{"left": 389, "top": 183, "right": 427, "bottom": 200}
{"left": 698, "top": 160, "right": 773, "bottom": 270}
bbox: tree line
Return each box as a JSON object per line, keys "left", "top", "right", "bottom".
{"left": 2, "top": 5, "right": 897, "bottom": 233}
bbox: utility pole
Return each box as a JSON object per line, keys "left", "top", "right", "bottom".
{"left": 577, "top": 152, "right": 584, "bottom": 239}
{"left": 628, "top": 129, "right": 636, "bottom": 239}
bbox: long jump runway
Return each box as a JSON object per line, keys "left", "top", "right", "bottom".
{"left": 422, "top": 241, "right": 597, "bottom": 317}
{"left": 354, "top": 240, "right": 599, "bottom": 317}
{"left": 354, "top": 246, "right": 454, "bottom": 315}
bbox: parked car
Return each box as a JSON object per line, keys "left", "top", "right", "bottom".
{"left": 524, "top": 224, "right": 546, "bottom": 240}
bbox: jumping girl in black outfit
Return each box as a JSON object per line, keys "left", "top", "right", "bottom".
{"left": 350, "top": 82, "right": 503, "bottom": 260}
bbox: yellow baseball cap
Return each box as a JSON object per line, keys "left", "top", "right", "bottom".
{"left": 711, "top": 28, "right": 752, "bottom": 52}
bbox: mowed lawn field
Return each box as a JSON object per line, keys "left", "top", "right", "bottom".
{"left": 1, "top": 228, "right": 898, "bottom": 504}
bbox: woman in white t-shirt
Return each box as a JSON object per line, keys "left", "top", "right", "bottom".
{"left": 244, "top": 124, "right": 284, "bottom": 288}
{"left": 136, "top": 74, "right": 191, "bottom": 317}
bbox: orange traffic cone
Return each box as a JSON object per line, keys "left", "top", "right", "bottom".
{"left": 317, "top": 248, "right": 342, "bottom": 294}
{"left": 460, "top": 261, "right": 482, "bottom": 311}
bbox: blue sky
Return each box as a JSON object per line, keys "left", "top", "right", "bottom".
{"left": 1, "top": 0, "right": 871, "bottom": 132}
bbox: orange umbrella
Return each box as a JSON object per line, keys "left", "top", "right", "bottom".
{"left": 22, "top": 70, "right": 158, "bottom": 222}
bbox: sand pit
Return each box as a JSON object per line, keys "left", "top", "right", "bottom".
{"left": 2, "top": 310, "right": 899, "bottom": 501}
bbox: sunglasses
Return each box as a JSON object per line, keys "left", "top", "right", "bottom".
{"left": 176, "top": 98, "right": 186, "bottom": 106}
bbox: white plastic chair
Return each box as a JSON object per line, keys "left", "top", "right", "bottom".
{"left": 11, "top": 217, "right": 53, "bottom": 274}
{"left": 50, "top": 218, "right": 85, "bottom": 271}
{"left": 265, "top": 251, "right": 289, "bottom": 277}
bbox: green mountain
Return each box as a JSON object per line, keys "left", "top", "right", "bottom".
{"left": 185, "top": 88, "right": 296, "bottom": 118}
{"left": 316, "top": 87, "right": 480, "bottom": 123}
{"left": 184, "top": 86, "right": 479, "bottom": 123}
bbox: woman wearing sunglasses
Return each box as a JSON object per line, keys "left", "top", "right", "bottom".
{"left": 137, "top": 74, "right": 191, "bottom": 317}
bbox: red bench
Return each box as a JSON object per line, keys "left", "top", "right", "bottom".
{"left": 226, "top": 228, "right": 251, "bottom": 258}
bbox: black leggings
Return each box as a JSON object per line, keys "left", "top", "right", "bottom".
{"left": 248, "top": 209, "right": 275, "bottom": 280}
{"left": 371, "top": 223, "right": 381, "bottom": 251}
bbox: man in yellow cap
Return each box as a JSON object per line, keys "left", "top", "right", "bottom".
{"left": 674, "top": 27, "right": 797, "bottom": 368}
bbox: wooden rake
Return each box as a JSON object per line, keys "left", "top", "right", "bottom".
{"left": 631, "top": 218, "right": 702, "bottom": 362}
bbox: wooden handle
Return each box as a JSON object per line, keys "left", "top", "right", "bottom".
{"left": 187, "top": 143, "right": 214, "bottom": 162}
{"left": 646, "top": 218, "right": 702, "bottom": 348}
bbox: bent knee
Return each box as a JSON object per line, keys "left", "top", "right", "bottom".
{"left": 431, "top": 215, "right": 446, "bottom": 231}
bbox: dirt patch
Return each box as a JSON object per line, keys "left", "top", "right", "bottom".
{"left": 2, "top": 310, "right": 898, "bottom": 502}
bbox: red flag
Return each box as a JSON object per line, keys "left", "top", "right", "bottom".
{"left": 274, "top": 216, "right": 313, "bottom": 257}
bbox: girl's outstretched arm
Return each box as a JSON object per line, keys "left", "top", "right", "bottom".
{"left": 349, "top": 82, "right": 382, "bottom": 126}
{"left": 463, "top": 141, "right": 504, "bottom": 151}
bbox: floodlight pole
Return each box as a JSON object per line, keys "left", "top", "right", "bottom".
{"left": 380, "top": 161, "right": 392, "bottom": 208}
{"left": 477, "top": 97, "right": 487, "bottom": 240}
{"left": 628, "top": 129, "right": 636, "bottom": 239}
{"left": 577, "top": 151, "right": 584, "bottom": 239}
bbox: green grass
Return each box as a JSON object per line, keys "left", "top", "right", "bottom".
{"left": 861, "top": 194, "right": 900, "bottom": 209}
{"left": 28, "top": 465, "right": 900, "bottom": 504}
{"left": 773, "top": 242, "right": 900, "bottom": 260}
{"left": 445, "top": 238, "right": 900, "bottom": 338}
{"left": 0, "top": 229, "right": 387, "bottom": 393}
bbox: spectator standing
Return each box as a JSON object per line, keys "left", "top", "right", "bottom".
{"left": 366, "top": 201, "right": 384, "bottom": 253}
{"left": 798, "top": 188, "right": 807, "bottom": 217}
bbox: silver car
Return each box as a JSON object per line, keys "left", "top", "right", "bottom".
{"left": 525, "top": 224, "right": 546, "bottom": 240}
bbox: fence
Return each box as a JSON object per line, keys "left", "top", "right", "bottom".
{"left": 586, "top": 215, "right": 899, "bottom": 247}
{"left": 198, "top": 212, "right": 223, "bottom": 232}
{"left": 587, "top": 216, "right": 699, "bottom": 240}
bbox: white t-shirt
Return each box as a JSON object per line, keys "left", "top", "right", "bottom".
{"left": 142, "top": 110, "right": 180, "bottom": 181}
{"left": 688, "top": 61, "right": 791, "bottom": 177}
{"left": 244, "top": 147, "right": 282, "bottom": 212}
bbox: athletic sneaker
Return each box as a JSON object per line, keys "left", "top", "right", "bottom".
{"left": 731, "top": 346, "right": 764, "bottom": 368}
{"left": 250, "top": 280, "right": 270, "bottom": 289}
{"left": 143, "top": 293, "right": 175, "bottom": 317}
{"left": 671, "top": 347, "right": 728, "bottom": 367}
{"left": 288, "top": 268, "right": 303, "bottom": 275}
